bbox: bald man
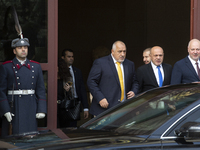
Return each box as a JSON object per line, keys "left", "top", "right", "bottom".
{"left": 87, "top": 41, "right": 138, "bottom": 116}
{"left": 171, "top": 39, "right": 200, "bottom": 85}
{"left": 136, "top": 46, "right": 172, "bottom": 93}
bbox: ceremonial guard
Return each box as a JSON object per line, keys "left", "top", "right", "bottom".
{"left": 0, "top": 38, "right": 47, "bottom": 137}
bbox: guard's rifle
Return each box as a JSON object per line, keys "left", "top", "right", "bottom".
{"left": 8, "top": 84, "right": 14, "bottom": 135}
{"left": 8, "top": 6, "right": 20, "bottom": 135}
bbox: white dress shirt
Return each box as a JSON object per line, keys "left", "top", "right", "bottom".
{"left": 111, "top": 54, "right": 126, "bottom": 101}
{"left": 151, "top": 62, "right": 164, "bottom": 86}
{"left": 69, "top": 66, "right": 78, "bottom": 98}
{"left": 16, "top": 57, "right": 26, "bottom": 65}
{"left": 188, "top": 55, "right": 200, "bottom": 75}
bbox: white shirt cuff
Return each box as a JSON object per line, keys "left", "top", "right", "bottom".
{"left": 84, "top": 108, "right": 89, "bottom": 111}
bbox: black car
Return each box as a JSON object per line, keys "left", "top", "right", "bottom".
{"left": 1, "top": 83, "right": 200, "bottom": 149}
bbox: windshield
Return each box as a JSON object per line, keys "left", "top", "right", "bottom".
{"left": 83, "top": 84, "right": 200, "bottom": 135}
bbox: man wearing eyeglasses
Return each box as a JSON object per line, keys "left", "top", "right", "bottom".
{"left": 0, "top": 38, "right": 47, "bottom": 137}
{"left": 171, "top": 39, "right": 200, "bottom": 85}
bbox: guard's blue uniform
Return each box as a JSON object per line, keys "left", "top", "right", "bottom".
{"left": 0, "top": 57, "right": 47, "bottom": 137}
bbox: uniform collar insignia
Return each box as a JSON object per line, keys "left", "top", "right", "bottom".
{"left": 15, "top": 64, "right": 31, "bottom": 70}
{"left": 13, "top": 58, "right": 31, "bottom": 70}
{"left": 16, "top": 64, "right": 21, "bottom": 69}
{"left": 22, "top": 63, "right": 31, "bottom": 70}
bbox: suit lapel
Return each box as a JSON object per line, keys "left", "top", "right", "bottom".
{"left": 108, "top": 55, "right": 120, "bottom": 86}
{"left": 162, "top": 64, "right": 167, "bottom": 84}
{"left": 147, "top": 63, "right": 159, "bottom": 86}
{"left": 185, "top": 57, "right": 199, "bottom": 79}
{"left": 123, "top": 60, "right": 128, "bottom": 89}
{"left": 71, "top": 66, "right": 78, "bottom": 88}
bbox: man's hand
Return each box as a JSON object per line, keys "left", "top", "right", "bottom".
{"left": 36, "top": 113, "right": 45, "bottom": 119}
{"left": 4, "top": 112, "right": 15, "bottom": 122}
{"left": 99, "top": 98, "right": 109, "bottom": 108}
{"left": 127, "top": 91, "right": 135, "bottom": 99}
{"left": 84, "top": 111, "right": 89, "bottom": 119}
{"left": 63, "top": 83, "right": 71, "bottom": 92}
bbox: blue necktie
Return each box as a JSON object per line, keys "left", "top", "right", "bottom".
{"left": 157, "top": 66, "right": 163, "bottom": 87}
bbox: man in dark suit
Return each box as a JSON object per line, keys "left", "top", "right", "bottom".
{"left": 61, "top": 49, "right": 89, "bottom": 127}
{"left": 171, "top": 39, "right": 200, "bottom": 85}
{"left": 87, "top": 41, "right": 138, "bottom": 116}
{"left": 136, "top": 46, "right": 172, "bottom": 93}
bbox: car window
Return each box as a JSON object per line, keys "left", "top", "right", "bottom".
{"left": 84, "top": 84, "right": 200, "bottom": 136}
{"left": 165, "top": 106, "right": 200, "bottom": 137}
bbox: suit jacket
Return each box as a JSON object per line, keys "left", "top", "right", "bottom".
{"left": 72, "top": 66, "right": 89, "bottom": 109}
{"left": 170, "top": 56, "right": 200, "bottom": 85}
{"left": 87, "top": 54, "right": 138, "bottom": 116}
{"left": 136, "top": 62, "right": 172, "bottom": 93}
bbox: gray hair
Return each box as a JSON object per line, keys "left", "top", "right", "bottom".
{"left": 112, "top": 40, "right": 125, "bottom": 51}
{"left": 188, "top": 39, "right": 200, "bottom": 48}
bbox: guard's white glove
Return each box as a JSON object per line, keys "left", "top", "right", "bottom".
{"left": 4, "top": 112, "right": 15, "bottom": 122}
{"left": 36, "top": 113, "right": 45, "bottom": 119}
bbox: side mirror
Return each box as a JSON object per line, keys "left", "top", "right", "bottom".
{"left": 175, "top": 122, "right": 200, "bottom": 138}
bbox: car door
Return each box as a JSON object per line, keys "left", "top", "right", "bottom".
{"left": 160, "top": 104, "right": 200, "bottom": 149}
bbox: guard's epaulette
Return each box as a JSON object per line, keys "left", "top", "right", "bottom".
{"left": 30, "top": 60, "right": 40, "bottom": 64}
{"left": 2, "top": 60, "right": 13, "bottom": 65}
